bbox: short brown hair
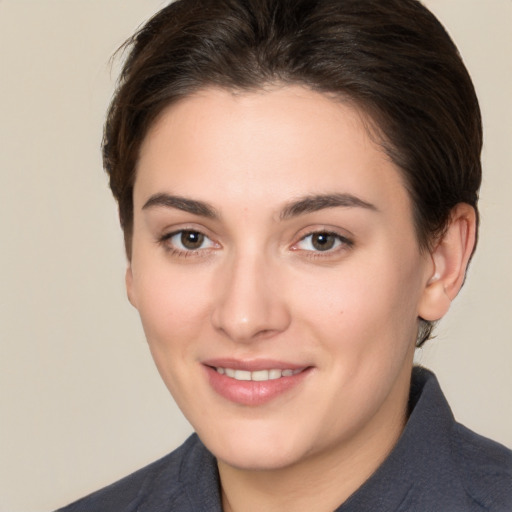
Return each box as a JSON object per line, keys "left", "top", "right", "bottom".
{"left": 103, "top": 0, "right": 482, "bottom": 345}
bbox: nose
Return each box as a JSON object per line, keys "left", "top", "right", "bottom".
{"left": 210, "top": 251, "right": 291, "bottom": 343}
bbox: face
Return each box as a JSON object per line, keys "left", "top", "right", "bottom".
{"left": 127, "top": 86, "right": 434, "bottom": 471}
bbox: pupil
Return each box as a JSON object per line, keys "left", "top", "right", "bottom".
{"left": 312, "top": 233, "right": 335, "bottom": 251}
{"left": 181, "top": 231, "right": 204, "bottom": 249}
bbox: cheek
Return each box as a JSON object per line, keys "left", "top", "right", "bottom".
{"left": 290, "top": 251, "right": 423, "bottom": 353}
{"left": 130, "top": 263, "right": 215, "bottom": 408}
{"left": 132, "top": 261, "right": 212, "bottom": 352}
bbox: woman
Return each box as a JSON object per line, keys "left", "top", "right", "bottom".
{"left": 58, "top": 0, "right": 512, "bottom": 510}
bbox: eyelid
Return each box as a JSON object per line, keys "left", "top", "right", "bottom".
{"left": 168, "top": 230, "right": 216, "bottom": 249}
{"left": 290, "top": 228, "right": 354, "bottom": 254}
{"left": 158, "top": 226, "right": 221, "bottom": 256}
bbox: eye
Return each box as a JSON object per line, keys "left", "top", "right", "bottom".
{"left": 295, "top": 231, "right": 350, "bottom": 252}
{"left": 162, "top": 230, "right": 216, "bottom": 252}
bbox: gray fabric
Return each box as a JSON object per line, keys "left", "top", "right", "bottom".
{"left": 56, "top": 367, "right": 512, "bottom": 511}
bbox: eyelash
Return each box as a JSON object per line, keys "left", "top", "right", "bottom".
{"left": 293, "top": 230, "right": 354, "bottom": 258}
{"left": 158, "top": 229, "right": 217, "bottom": 258}
{"left": 157, "top": 229, "right": 353, "bottom": 259}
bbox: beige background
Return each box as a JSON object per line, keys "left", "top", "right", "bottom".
{"left": 0, "top": 1, "right": 510, "bottom": 511}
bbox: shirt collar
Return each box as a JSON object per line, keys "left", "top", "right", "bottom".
{"left": 336, "top": 366, "right": 456, "bottom": 511}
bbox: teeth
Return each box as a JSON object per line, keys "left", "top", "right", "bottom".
{"left": 269, "top": 369, "right": 282, "bottom": 380}
{"left": 234, "top": 370, "right": 251, "bottom": 381}
{"left": 215, "top": 367, "right": 303, "bottom": 381}
{"left": 252, "top": 370, "right": 269, "bottom": 381}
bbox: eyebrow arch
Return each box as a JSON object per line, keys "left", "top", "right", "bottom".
{"left": 280, "top": 193, "right": 377, "bottom": 220}
{"left": 142, "top": 193, "right": 219, "bottom": 219}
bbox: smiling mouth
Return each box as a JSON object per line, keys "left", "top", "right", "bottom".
{"left": 214, "top": 367, "right": 305, "bottom": 382}
{"left": 205, "top": 363, "right": 311, "bottom": 405}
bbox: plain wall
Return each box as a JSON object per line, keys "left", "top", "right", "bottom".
{"left": 0, "top": 1, "right": 510, "bottom": 511}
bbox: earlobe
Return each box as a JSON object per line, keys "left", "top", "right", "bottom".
{"left": 418, "top": 203, "right": 477, "bottom": 322}
{"left": 125, "top": 266, "right": 137, "bottom": 308}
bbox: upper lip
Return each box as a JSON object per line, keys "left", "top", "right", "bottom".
{"left": 202, "top": 358, "right": 310, "bottom": 371}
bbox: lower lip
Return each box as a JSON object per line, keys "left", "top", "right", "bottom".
{"left": 205, "top": 366, "right": 311, "bottom": 406}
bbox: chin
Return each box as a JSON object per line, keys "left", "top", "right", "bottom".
{"left": 217, "top": 443, "right": 305, "bottom": 472}
{"left": 196, "top": 416, "right": 318, "bottom": 471}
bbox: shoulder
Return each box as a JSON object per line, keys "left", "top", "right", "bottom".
{"left": 55, "top": 434, "right": 209, "bottom": 512}
{"left": 451, "top": 422, "right": 512, "bottom": 511}
{"left": 401, "top": 368, "right": 512, "bottom": 512}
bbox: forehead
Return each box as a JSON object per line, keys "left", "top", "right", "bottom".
{"left": 135, "top": 86, "right": 410, "bottom": 217}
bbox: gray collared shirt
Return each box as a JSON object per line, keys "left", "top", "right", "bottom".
{"left": 57, "top": 367, "right": 512, "bottom": 511}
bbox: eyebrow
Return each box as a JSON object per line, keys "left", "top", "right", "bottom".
{"left": 280, "top": 193, "right": 377, "bottom": 220}
{"left": 142, "top": 192, "right": 377, "bottom": 221}
{"left": 142, "top": 193, "right": 219, "bottom": 219}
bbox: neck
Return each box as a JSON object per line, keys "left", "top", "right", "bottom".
{"left": 218, "top": 367, "right": 412, "bottom": 512}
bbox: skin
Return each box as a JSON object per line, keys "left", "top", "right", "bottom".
{"left": 126, "top": 86, "right": 476, "bottom": 512}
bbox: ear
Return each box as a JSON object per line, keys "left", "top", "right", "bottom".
{"left": 418, "top": 203, "right": 477, "bottom": 322}
{"left": 125, "top": 265, "right": 138, "bottom": 308}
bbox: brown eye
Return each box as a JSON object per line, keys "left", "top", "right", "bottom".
{"left": 311, "top": 233, "right": 337, "bottom": 251}
{"left": 160, "top": 229, "right": 216, "bottom": 255}
{"left": 180, "top": 230, "right": 205, "bottom": 249}
{"left": 295, "top": 231, "right": 351, "bottom": 253}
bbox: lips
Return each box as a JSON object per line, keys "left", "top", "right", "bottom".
{"left": 203, "top": 359, "right": 312, "bottom": 406}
